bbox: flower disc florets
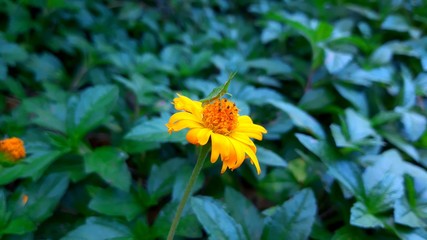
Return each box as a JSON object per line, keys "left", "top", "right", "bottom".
{"left": 202, "top": 98, "right": 238, "bottom": 135}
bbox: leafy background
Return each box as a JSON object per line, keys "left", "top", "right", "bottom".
{"left": 1, "top": 0, "right": 427, "bottom": 239}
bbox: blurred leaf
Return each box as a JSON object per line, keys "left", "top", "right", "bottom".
{"left": 331, "top": 226, "right": 371, "bottom": 240}
{"left": 245, "top": 58, "right": 292, "bottom": 75}
{"left": 125, "top": 113, "right": 186, "bottom": 146}
{"left": 154, "top": 202, "right": 202, "bottom": 239}
{"left": 85, "top": 147, "right": 131, "bottom": 192}
{"left": 147, "top": 159, "right": 186, "bottom": 200}
{"left": 298, "top": 88, "right": 336, "bottom": 112}
{"left": 324, "top": 49, "right": 353, "bottom": 74}
{"left": 23, "top": 98, "right": 67, "bottom": 133}
{"left": 345, "top": 109, "right": 376, "bottom": 142}
{"left": 381, "top": 131, "right": 419, "bottom": 161}
{"left": 257, "top": 146, "right": 287, "bottom": 168}
{"left": 362, "top": 167, "right": 403, "bottom": 213}
{"left": 89, "top": 188, "right": 142, "bottom": 221}
{"left": 327, "top": 161, "right": 363, "bottom": 197}
{"left": 0, "top": 150, "right": 63, "bottom": 186}
{"left": 350, "top": 202, "right": 384, "bottom": 228}
{"left": 269, "top": 100, "right": 326, "bottom": 139}
{"left": 172, "top": 166, "right": 204, "bottom": 202}
{"left": 400, "top": 66, "right": 416, "bottom": 109}
{"left": 0, "top": 39, "right": 28, "bottom": 65}
{"left": 295, "top": 134, "right": 337, "bottom": 161}
{"left": 7, "top": 173, "right": 69, "bottom": 232}
{"left": 61, "top": 217, "right": 132, "bottom": 240}
{"left": 381, "top": 15, "right": 410, "bottom": 32}
{"left": 262, "top": 189, "right": 317, "bottom": 240}
{"left": 191, "top": 196, "right": 246, "bottom": 240}
{"left": 67, "top": 85, "right": 119, "bottom": 140}
{"left": 225, "top": 188, "right": 263, "bottom": 240}
{"left": 26, "top": 53, "right": 63, "bottom": 82}
{"left": 401, "top": 111, "right": 426, "bottom": 142}
{"left": 394, "top": 176, "right": 427, "bottom": 228}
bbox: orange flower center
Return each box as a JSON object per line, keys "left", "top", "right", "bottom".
{"left": 0, "top": 137, "right": 26, "bottom": 162}
{"left": 202, "top": 98, "right": 239, "bottom": 135}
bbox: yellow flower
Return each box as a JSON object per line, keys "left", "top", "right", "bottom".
{"left": 166, "top": 94, "right": 267, "bottom": 174}
{"left": 0, "top": 137, "right": 26, "bottom": 162}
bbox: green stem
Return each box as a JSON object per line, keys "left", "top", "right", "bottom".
{"left": 167, "top": 144, "right": 210, "bottom": 240}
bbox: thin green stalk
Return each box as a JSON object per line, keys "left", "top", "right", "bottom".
{"left": 167, "top": 144, "right": 210, "bottom": 240}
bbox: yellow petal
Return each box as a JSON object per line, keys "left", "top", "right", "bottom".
{"left": 238, "top": 115, "right": 254, "bottom": 124}
{"left": 197, "top": 128, "right": 212, "bottom": 145}
{"left": 167, "top": 120, "right": 203, "bottom": 133}
{"left": 236, "top": 123, "right": 267, "bottom": 133}
{"left": 230, "top": 132, "right": 256, "bottom": 149}
{"left": 243, "top": 144, "right": 261, "bottom": 174}
{"left": 211, "top": 133, "right": 230, "bottom": 163}
{"left": 173, "top": 94, "right": 203, "bottom": 116}
{"left": 210, "top": 133, "right": 221, "bottom": 163}
{"left": 186, "top": 128, "right": 202, "bottom": 144}
{"left": 168, "top": 112, "right": 202, "bottom": 124}
{"left": 228, "top": 137, "right": 246, "bottom": 169}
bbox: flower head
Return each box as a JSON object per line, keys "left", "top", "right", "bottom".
{"left": 166, "top": 94, "right": 267, "bottom": 174}
{"left": 0, "top": 137, "right": 26, "bottom": 162}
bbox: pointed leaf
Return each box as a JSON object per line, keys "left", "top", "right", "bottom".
{"left": 225, "top": 188, "right": 263, "bottom": 240}
{"left": 191, "top": 196, "right": 246, "bottom": 240}
{"left": 85, "top": 147, "right": 131, "bottom": 192}
{"left": 262, "top": 189, "right": 317, "bottom": 240}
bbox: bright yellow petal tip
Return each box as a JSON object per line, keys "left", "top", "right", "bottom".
{"left": 166, "top": 93, "right": 267, "bottom": 175}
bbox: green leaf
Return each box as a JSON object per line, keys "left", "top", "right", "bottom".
{"left": 200, "top": 72, "right": 236, "bottom": 104}
{"left": 295, "top": 134, "right": 338, "bottom": 162}
{"left": 381, "top": 15, "right": 410, "bottom": 32}
{"left": 256, "top": 146, "right": 287, "bottom": 168}
{"left": 147, "top": 159, "right": 186, "bottom": 200}
{"left": 394, "top": 176, "right": 427, "bottom": 228}
{"left": 400, "top": 66, "right": 416, "bottom": 109}
{"left": 401, "top": 111, "right": 426, "bottom": 142}
{"left": 154, "top": 202, "right": 202, "bottom": 239}
{"left": 381, "top": 131, "right": 419, "bottom": 161}
{"left": 1, "top": 216, "right": 36, "bottom": 235}
{"left": 245, "top": 58, "right": 292, "bottom": 75}
{"left": 350, "top": 202, "right": 384, "bottom": 228}
{"left": 331, "top": 226, "right": 371, "bottom": 240}
{"left": 191, "top": 196, "right": 246, "bottom": 240}
{"left": 67, "top": 85, "right": 119, "bottom": 139}
{"left": 85, "top": 147, "right": 131, "bottom": 192}
{"left": 23, "top": 98, "right": 67, "bottom": 133}
{"left": 172, "top": 166, "right": 204, "bottom": 202}
{"left": 262, "top": 189, "right": 317, "bottom": 240}
{"left": 26, "top": 53, "right": 63, "bottom": 82}
{"left": 9, "top": 173, "right": 69, "bottom": 226}
{"left": 324, "top": 49, "right": 353, "bottom": 74}
{"left": 224, "top": 188, "right": 263, "bottom": 240}
{"left": 125, "top": 113, "right": 186, "bottom": 145}
{"left": 61, "top": 217, "right": 132, "bottom": 240}
{"left": 269, "top": 100, "right": 325, "bottom": 139}
{"left": 0, "top": 39, "right": 28, "bottom": 65}
{"left": 88, "top": 188, "right": 142, "bottom": 221}
{"left": 327, "top": 161, "right": 363, "bottom": 198}
{"left": 345, "top": 108, "right": 376, "bottom": 142}
{"left": 0, "top": 150, "right": 63, "bottom": 186}
{"left": 362, "top": 167, "right": 403, "bottom": 213}
{"left": 298, "top": 88, "right": 336, "bottom": 112}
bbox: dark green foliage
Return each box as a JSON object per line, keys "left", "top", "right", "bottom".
{"left": 1, "top": 0, "right": 427, "bottom": 239}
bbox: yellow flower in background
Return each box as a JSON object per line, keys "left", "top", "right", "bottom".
{"left": 0, "top": 137, "right": 26, "bottom": 162}
{"left": 166, "top": 94, "right": 267, "bottom": 174}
